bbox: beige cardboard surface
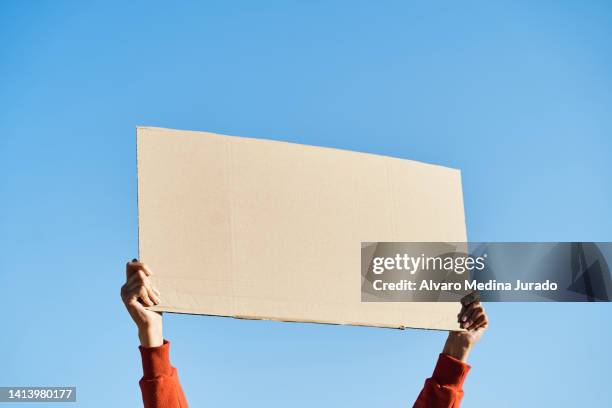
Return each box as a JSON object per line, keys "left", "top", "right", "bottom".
{"left": 137, "top": 126, "right": 467, "bottom": 330}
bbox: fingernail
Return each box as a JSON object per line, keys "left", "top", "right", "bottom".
{"left": 462, "top": 316, "right": 467, "bottom": 322}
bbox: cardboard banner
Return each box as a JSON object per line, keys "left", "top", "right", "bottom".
{"left": 137, "top": 126, "right": 467, "bottom": 330}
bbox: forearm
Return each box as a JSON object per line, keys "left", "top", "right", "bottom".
{"left": 139, "top": 341, "right": 189, "bottom": 408}
{"left": 413, "top": 353, "right": 470, "bottom": 408}
{"left": 138, "top": 323, "right": 164, "bottom": 348}
{"left": 442, "top": 333, "right": 472, "bottom": 362}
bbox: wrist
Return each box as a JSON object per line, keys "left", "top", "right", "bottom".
{"left": 443, "top": 333, "right": 473, "bottom": 362}
{"left": 138, "top": 324, "right": 163, "bottom": 348}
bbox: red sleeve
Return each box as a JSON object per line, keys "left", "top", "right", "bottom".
{"left": 139, "top": 340, "right": 189, "bottom": 408}
{"left": 412, "top": 353, "right": 471, "bottom": 408}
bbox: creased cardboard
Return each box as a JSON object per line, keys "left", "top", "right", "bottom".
{"left": 137, "top": 126, "right": 467, "bottom": 330}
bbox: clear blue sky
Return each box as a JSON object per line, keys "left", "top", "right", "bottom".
{"left": 1, "top": 1, "right": 611, "bottom": 407}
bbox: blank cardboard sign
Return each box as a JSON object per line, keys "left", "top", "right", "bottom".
{"left": 137, "top": 127, "right": 466, "bottom": 330}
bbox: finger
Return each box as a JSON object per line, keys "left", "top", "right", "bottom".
{"left": 458, "top": 293, "right": 479, "bottom": 323}
{"left": 125, "top": 276, "right": 157, "bottom": 300}
{"left": 122, "top": 280, "right": 144, "bottom": 303}
{"left": 460, "top": 291, "right": 480, "bottom": 307}
{"left": 123, "top": 271, "right": 150, "bottom": 295}
{"left": 457, "top": 303, "right": 467, "bottom": 322}
{"left": 122, "top": 284, "right": 145, "bottom": 308}
{"left": 125, "top": 269, "right": 148, "bottom": 288}
{"left": 127, "top": 295, "right": 146, "bottom": 311}
{"left": 466, "top": 314, "right": 487, "bottom": 331}
{"left": 120, "top": 283, "right": 130, "bottom": 303}
{"left": 464, "top": 303, "right": 484, "bottom": 327}
{"left": 129, "top": 262, "right": 152, "bottom": 277}
{"left": 139, "top": 263, "right": 153, "bottom": 276}
{"left": 146, "top": 285, "right": 161, "bottom": 304}
{"left": 138, "top": 286, "right": 154, "bottom": 307}
{"left": 123, "top": 270, "right": 160, "bottom": 306}
{"left": 459, "top": 301, "right": 478, "bottom": 324}
{"left": 125, "top": 260, "right": 153, "bottom": 280}
{"left": 466, "top": 311, "right": 487, "bottom": 330}
{"left": 126, "top": 259, "right": 139, "bottom": 279}
{"left": 457, "top": 305, "right": 466, "bottom": 323}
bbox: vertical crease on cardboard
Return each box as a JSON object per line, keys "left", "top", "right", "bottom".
{"left": 457, "top": 170, "right": 468, "bottom": 240}
{"left": 225, "top": 139, "right": 237, "bottom": 317}
{"left": 385, "top": 160, "right": 397, "bottom": 240}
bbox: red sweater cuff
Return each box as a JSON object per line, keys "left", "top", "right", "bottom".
{"left": 139, "top": 340, "right": 173, "bottom": 379}
{"left": 433, "top": 353, "right": 471, "bottom": 389}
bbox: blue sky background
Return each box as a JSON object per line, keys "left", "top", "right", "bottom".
{"left": 1, "top": 1, "right": 611, "bottom": 407}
